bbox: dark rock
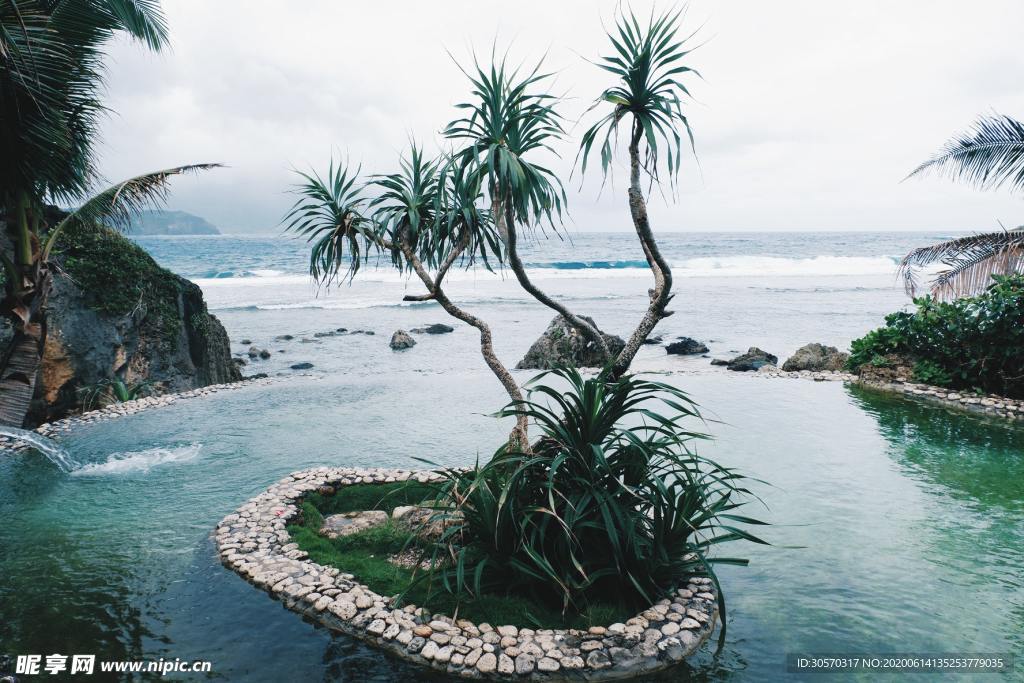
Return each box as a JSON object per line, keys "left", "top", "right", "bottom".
{"left": 424, "top": 323, "right": 454, "bottom": 334}
{"left": 726, "top": 347, "right": 778, "bottom": 372}
{"left": 20, "top": 223, "right": 240, "bottom": 425}
{"left": 666, "top": 337, "right": 709, "bottom": 355}
{"left": 335, "top": 328, "right": 347, "bottom": 333}
{"left": 259, "top": 349, "right": 271, "bottom": 359}
{"left": 642, "top": 335, "right": 664, "bottom": 345}
{"left": 240, "top": 338, "right": 252, "bottom": 345}
{"left": 782, "top": 343, "right": 849, "bottom": 372}
{"left": 274, "top": 334, "right": 294, "bottom": 341}
{"left": 290, "top": 362, "right": 314, "bottom": 370}
{"left": 247, "top": 372, "right": 269, "bottom": 380}
{"left": 856, "top": 353, "right": 914, "bottom": 383}
{"left": 313, "top": 331, "right": 335, "bottom": 337}
{"left": 710, "top": 358, "right": 730, "bottom": 366}
{"left": 390, "top": 330, "right": 417, "bottom": 350}
{"left": 247, "top": 346, "right": 260, "bottom": 358}
{"left": 516, "top": 316, "right": 624, "bottom": 370}
{"left": 233, "top": 357, "right": 247, "bottom": 366}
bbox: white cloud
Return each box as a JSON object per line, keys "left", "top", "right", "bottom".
{"left": 95, "top": 0, "right": 1024, "bottom": 232}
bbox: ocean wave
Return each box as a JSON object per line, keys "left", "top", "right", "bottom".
{"left": 72, "top": 443, "right": 202, "bottom": 476}
{"left": 200, "top": 268, "right": 286, "bottom": 279}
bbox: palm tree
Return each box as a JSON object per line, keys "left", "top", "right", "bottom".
{"left": 579, "top": 8, "right": 700, "bottom": 378}
{"left": 899, "top": 114, "right": 1024, "bottom": 299}
{"left": 1, "top": 2, "right": 217, "bottom": 426}
{"left": 444, "top": 55, "right": 613, "bottom": 363}
{"left": 285, "top": 146, "right": 530, "bottom": 446}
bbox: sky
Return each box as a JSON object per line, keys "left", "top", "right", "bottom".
{"left": 95, "top": 0, "right": 1024, "bottom": 234}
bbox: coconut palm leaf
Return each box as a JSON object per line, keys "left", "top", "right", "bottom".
{"left": 907, "top": 114, "right": 1024, "bottom": 194}
{"left": 578, "top": 7, "right": 700, "bottom": 186}
{"left": 42, "top": 163, "right": 222, "bottom": 259}
{"left": 898, "top": 227, "right": 1024, "bottom": 300}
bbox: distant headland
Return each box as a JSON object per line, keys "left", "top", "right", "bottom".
{"left": 129, "top": 209, "right": 220, "bottom": 235}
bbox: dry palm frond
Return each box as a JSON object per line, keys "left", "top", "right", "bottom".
{"left": 907, "top": 114, "right": 1024, "bottom": 193}
{"left": 898, "top": 227, "right": 1024, "bottom": 300}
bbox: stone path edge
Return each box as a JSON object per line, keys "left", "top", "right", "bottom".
{"left": 215, "top": 467, "right": 719, "bottom": 681}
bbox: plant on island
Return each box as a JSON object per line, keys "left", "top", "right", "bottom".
{"left": 284, "top": 8, "right": 765, "bottom": 649}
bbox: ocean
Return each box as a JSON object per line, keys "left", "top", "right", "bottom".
{"left": 134, "top": 230, "right": 958, "bottom": 376}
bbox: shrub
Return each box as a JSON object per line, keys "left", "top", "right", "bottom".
{"left": 413, "top": 368, "right": 766, "bottom": 642}
{"left": 847, "top": 275, "right": 1024, "bottom": 397}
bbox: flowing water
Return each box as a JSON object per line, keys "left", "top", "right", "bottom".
{"left": 0, "top": 427, "right": 79, "bottom": 472}
{"left": 1, "top": 231, "right": 1022, "bottom": 681}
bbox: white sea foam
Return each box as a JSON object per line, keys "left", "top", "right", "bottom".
{"left": 72, "top": 443, "right": 202, "bottom": 476}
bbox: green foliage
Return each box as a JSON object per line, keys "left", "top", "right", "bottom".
{"left": 912, "top": 359, "right": 953, "bottom": 387}
{"left": 579, "top": 8, "right": 700, "bottom": 185}
{"left": 287, "top": 500, "right": 628, "bottom": 628}
{"left": 848, "top": 275, "right": 1024, "bottom": 397}
{"left": 76, "top": 377, "right": 153, "bottom": 411}
{"left": 55, "top": 220, "right": 183, "bottom": 347}
{"left": 414, "top": 368, "right": 765, "bottom": 643}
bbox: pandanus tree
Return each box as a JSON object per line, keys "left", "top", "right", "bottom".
{"left": 899, "top": 114, "right": 1024, "bottom": 299}
{"left": 579, "top": 8, "right": 700, "bottom": 378}
{"left": 0, "top": 1, "right": 218, "bottom": 426}
{"left": 443, "top": 58, "right": 612, "bottom": 363}
{"left": 285, "top": 146, "right": 531, "bottom": 446}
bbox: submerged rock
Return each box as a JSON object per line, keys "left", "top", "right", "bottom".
{"left": 725, "top": 347, "right": 779, "bottom": 372}
{"left": 258, "top": 349, "right": 271, "bottom": 359}
{"left": 665, "top": 337, "right": 709, "bottom": 355}
{"left": 516, "top": 316, "right": 624, "bottom": 370}
{"left": 411, "top": 323, "right": 455, "bottom": 335}
{"left": 240, "top": 338, "right": 252, "bottom": 345}
{"left": 782, "top": 343, "right": 849, "bottom": 372}
{"left": 274, "top": 334, "right": 294, "bottom": 341}
{"left": 247, "top": 346, "right": 260, "bottom": 358}
{"left": 390, "top": 330, "right": 417, "bottom": 350}
{"left": 642, "top": 335, "right": 664, "bottom": 345}
{"left": 290, "top": 362, "right": 314, "bottom": 370}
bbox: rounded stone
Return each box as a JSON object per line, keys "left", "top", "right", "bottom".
{"left": 476, "top": 652, "right": 497, "bottom": 673}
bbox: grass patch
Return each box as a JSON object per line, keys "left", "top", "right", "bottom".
{"left": 288, "top": 484, "right": 631, "bottom": 629}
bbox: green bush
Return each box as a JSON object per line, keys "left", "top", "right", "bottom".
{"left": 414, "top": 368, "right": 766, "bottom": 639}
{"left": 847, "top": 275, "right": 1024, "bottom": 397}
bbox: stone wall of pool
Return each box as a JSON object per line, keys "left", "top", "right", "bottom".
{"left": 214, "top": 467, "right": 719, "bottom": 680}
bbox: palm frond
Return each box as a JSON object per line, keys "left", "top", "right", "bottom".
{"left": 444, "top": 52, "right": 566, "bottom": 230}
{"left": 907, "top": 114, "right": 1024, "bottom": 194}
{"left": 578, "top": 6, "right": 701, "bottom": 186}
{"left": 283, "top": 158, "right": 379, "bottom": 284}
{"left": 898, "top": 227, "right": 1024, "bottom": 300}
{"left": 43, "top": 163, "right": 222, "bottom": 259}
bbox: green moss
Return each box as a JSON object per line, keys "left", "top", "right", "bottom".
{"left": 54, "top": 221, "right": 183, "bottom": 349}
{"left": 305, "top": 481, "right": 436, "bottom": 516}
{"left": 289, "top": 485, "right": 630, "bottom": 629}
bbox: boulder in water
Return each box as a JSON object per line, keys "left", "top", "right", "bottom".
{"left": 390, "top": 330, "right": 417, "bottom": 350}
{"left": 247, "top": 346, "right": 260, "bottom": 358}
{"left": 290, "top": 362, "right": 314, "bottom": 370}
{"left": 782, "top": 343, "right": 849, "bottom": 372}
{"left": 258, "top": 349, "right": 271, "bottom": 359}
{"left": 666, "top": 337, "right": 709, "bottom": 355}
{"left": 725, "top": 347, "right": 779, "bottom": 372}
{"left": 642, "top": 335, "right": 664, "bottom": 345}
{"left": 516, "top": 316, "right": 624, "bottom": 370}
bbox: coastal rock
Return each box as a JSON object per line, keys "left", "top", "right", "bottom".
{"left": 665, "top": 337, "right": 709, "bottom": 355}
{"left": 642, "top": 335, "right": 664, "bottom": 345}
{"left": 516, "top": 316, "right": 624, "bottom": 370}
{"left": 247, "top": 346, "right": 260, "bottom": 358}
{"left": 390, "top": 330, "right": 417, "bottom": 350}
{"left": 19, "top": 222, "right": 240, "bottom": 425}
{"left": 725, "top": 347, "right": 778, "bottom": 372}
{"left": 259, "top": 349, "right": 271, "bottom": 359}
{"left": 290, "top": 362, "right": 314, "bottom": 370}
{"left": 275, "top": 334, "right": 295, "bottom": 341}
{"left": 781, "top": 343, "right": 849, "bottom": 372}
{"left": 411, "top": 323, "right": 454, "bottom": 335}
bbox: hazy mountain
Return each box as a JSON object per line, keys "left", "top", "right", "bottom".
{"left": 129, "top": 210, "right": 220, "bottom": 236}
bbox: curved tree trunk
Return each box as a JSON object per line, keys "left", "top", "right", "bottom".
{"left": 397, "top": 234, "right": 530, "bottom": 449}
{"left": 494, "top": 192, "right": 613, "bottom": 366}
{"left": 610, "top": 125, "right": 675, "bottom": 380}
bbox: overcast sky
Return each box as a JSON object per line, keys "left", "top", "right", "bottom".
{"left": 95, "top": 0, "right": 1024, "bottom": 233}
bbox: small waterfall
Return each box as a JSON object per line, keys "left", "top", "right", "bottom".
{"left": 0, "top": 427, "right": 80, "bottom": 472}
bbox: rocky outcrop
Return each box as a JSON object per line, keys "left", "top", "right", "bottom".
{"left": 516, "top": 316, "right": 624, "bottom": 370}
{"left": 666, "top": 337, "right": 709, "bottom": 355}
{"left": 13, "top": 223, "right": 240, "bottom": 425}
{"left": 723, "top": 347, "right": 778, "bottom": 372}
{"left": 782, "top": 343, "right": 849, "bottom": 372}
{"left": 411, "top": 323, "right": 454, "bottom": 334}
{"left": 390, "top": 330, "right": 416, "bottom": 350}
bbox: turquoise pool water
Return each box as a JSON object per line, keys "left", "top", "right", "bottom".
{"left": 1, "top": 372, "right": 1022, "bottom": 681}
